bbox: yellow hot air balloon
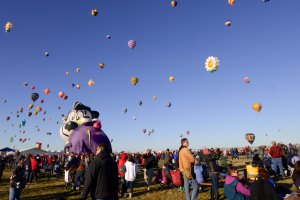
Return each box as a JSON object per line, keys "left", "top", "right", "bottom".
{"left": 88, "top": 79, "right": 95, "bottom": 87}
{"left": 66, "top": 72, "right": 70, "bottom": 75}
{"left": 5, "top": 22, "right": 13, "bottom": 32}
{"left": 34, "top": 111, "right": 38, "bottom": 116}
{"left": 169, "top": 76, "right": 175, "bottom": 82}
{"left": 19, "top": 107, "right": 23, "bottom": 113}
{"left": 76, "top": 84, "right": 81, "bottom": 89}
{"left": 228, "top": 0, "right": 235, "bottom": 6}
{"left": 153, "top": 96, "right": 157, "bottom": 100}
{"left": 131, "top": 77, "right": 139, "bottom": 85}
{"left": 91, "top": 9, "right": 99, "bottom": 16}
{"left": 76, "top": 68, "right": 80, "bottom": 73}
{"left": 28, "top": 104, "right": 34, "bottom": 110}
{"left": 99, "top": 63, "right": 105, "bottom": 69}
{"left": 253, "top": 103, "right": 262, "bottom": 113}
{"left": 35, "top": 106, "right": 42, "bottom": 112}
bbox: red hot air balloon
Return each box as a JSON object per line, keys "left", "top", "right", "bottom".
{"left": 6, "top": 116, "right": 11, "bottom": 121}
{"left": 244, "top": 77, "right": 251, "bottom": 84}
{"left": 245, "top": 133, "right": 255, "bottom": 145}
{"left": 128, "top": 40, "right": 137, "bottom": 49}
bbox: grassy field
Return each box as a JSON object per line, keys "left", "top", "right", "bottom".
{"left": 0, "top": 156, "right": 296, "bottom": 200}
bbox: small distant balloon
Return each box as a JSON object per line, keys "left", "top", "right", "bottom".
{"left": 91, "top": 9, "right": 99, "bottom": 16}
{"left": 133, "top": 116, "right": 137, "bottom": 120}
{"left": 131, "top": 77, "right": 139, "bottom": 85}
{"left": 6, "top": 116, "right": 10, "bottom": 121}
{"left": 76, "top": 68, "right": 80, "bottom": 73}
{"left": 44, "top": 88, "right": 51, "bottom": 94}
{"left": 166, "top": 102, "right": 172, "bottom": 108}
{"left": 225, "top": 20, "right": 231, "bottom": 27}
{"left": 153, "top": 96, "right": 157, "bottom": 100}
{"left": 228, "top": 0, "right": 236, "bottom": 6}
{"left": 45, "top": 52, "right": 49, "bottom": 57}
{"left": 128, "top": 40, "right": 137, "bottom": 49}
{"left": 169, "top": 76, "right": 175, "bottom": 82}
{"left": 139, "top": 101, "right": 143, "bottom": 106}
{"left": 123, "top": 108, "right": 128, "bottom": 114}
{"left": 76, "top": 84, "right": 81, "bottom": 89}
{"left": 31, "top": 86, "right": 35, "bottom": 90}
{"left": 171, "top": 0, "right": 177, "bottom": 7}
{"left": 40, "top": 99, "right": 44, "bottom": 104}
{"left": 99, "top": 63, "right": 105, "bottom": 69}
{"left": 106, "top": 35, "right": 111, "bottom": 39}
{"left": 24, "top": 82, "right": 28, "bottom": 86}
{"left": 5, "top": 22, "right": 13, "bottom": 32}
{"left": 28, "top": 112, "right": 32, "bottom": 117}
{"left": 244, "top": 77, "right": 251, "bottom": 84}
{"left": 253, "top": 103, "right": 262, "bottom": 113}
{"left": 66, "top": 72, "right": 70, "bottom": 75}
{"left": 31, "top": 93, "right": 39, "bottom": 102}
{"left": 143, "top": 129, "right": 146, "bottom": 133}
{"left": 88, "top": 79, "right": 95, "bottom": 87}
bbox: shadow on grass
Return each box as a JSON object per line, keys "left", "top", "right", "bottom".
{"left": 22, "top": 190, "right": 80, "bottom": 200}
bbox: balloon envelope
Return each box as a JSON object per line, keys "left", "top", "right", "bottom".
{"left": 31, "top": 93, "right": 39, "bottom": 102}
{"left": 245, "top": 133, "right": 255, "bottom": 144}
{"left": 253, "top": 103, "right": 262, "bottom": 112}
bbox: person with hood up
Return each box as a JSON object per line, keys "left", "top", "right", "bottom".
{"left": 118, "top": 152, "right": 127, "bottom": 196}
{"left": 123, "top": 154, "right": 138, "bottom": 198}
{"left": 224, "top": 166, "right": 251, "bottom": 200}
{"left": 81, "top": 143, "right": 119, "bottom": 200}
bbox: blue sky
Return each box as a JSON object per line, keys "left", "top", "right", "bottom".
{"left": 0, "top": 0, "right": 300, "bottom": 152}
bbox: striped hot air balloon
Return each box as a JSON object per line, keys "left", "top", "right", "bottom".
{"left": 131, "top": 77, "right": 139, "bottom": 85}
{"left": 128, "top": 40, "right": 137, "bottom": 49}
{"left": 228, "top": 0, "right": 236, "bottom": 6}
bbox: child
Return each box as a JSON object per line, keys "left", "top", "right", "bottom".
{"left": 123, "top": 154, "right": 138, "bottom": 198}
{"left": 224, "top": 166, "right": 251, "bottom": 200}
{"left": 194, "top": 156, "right": 204, "bottom": 184}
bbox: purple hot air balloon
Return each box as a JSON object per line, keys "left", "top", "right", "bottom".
{"left": 244, "top": 77, "right": 251, "bottom": 84}
{"left": 128, "top": 40, "right": 137, "bottom": 49}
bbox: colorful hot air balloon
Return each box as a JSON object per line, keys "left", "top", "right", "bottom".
{"left": 244, "top": 77, "right": 251, "bottom": 84}
{"left": 44, "top": 88, "right": 51, "bottom": 94}
{"left": 28, "top": 112, "right": 32, "bottom": 117}
{"left": 76, "top": 68, "right": 80, "bottom": 73}
{"left": 31, "top": 86, "right": 35, "bottom": 90}
{"left": 34, "top": 111, "right": 39, "bottom": 116}
{"left": 19, "top": 107, "right": 23, "bottom": 113}
{"left": 131, "top": 77, "right": 139, "bottom": 85}
{"left": 59, "top": 92, "right": 65, "bottom": 98}
{"left": 245, "top": 133, "right": 255, "bottom": 144}
{"left": 186, "top": 131, "right": 190, "bottom": 136}
{"left": 91, "top": 9, "right": 99, "bottom": 16}
{"left": 171, "top": 0, "right": 177, "bottom": 7}
{"left": 35, "top": 106, "right": 42, "bottom": 112}
{"left": 128, "top": 40, "right": 137, "bottom": 49}
{"left": 99, "top": 63, "right": 105, "bottom": 69}
{"left": 6, "top": 116, "right": 10, "bottom": 121}
{"left": 228, "top": 0, "right": 236, "bottom": 6}
{"left": 253, "top": 103, "right": 262, "bottom": 113}
{"left": 28, "top": 104, "right": 34, "bottom": 110}
{"left": 153, "top": 96, "right": 157, "bottom": 100}
{"left": 5, "top": 22, "right": 13, "bottom": 32}
{"left": 205, "top": 56, "right": 220, "bottom": 73}
{"left": 225, "top": 20, "right": 232, "bottom": 27}
{"left": 76, "top": 84, "right": 81, "bottom": 89}
{"left": 169, "top": 76, "right": 175, "bottom": 82}
{"left": 88, "top": 79, "right": 95, "bottom": 87}
{"left": 31, "top": 93, "right": 39, "bottom": 102}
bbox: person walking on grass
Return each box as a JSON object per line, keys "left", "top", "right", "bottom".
{"left": 269, "top": 141, "right": 285, "bottom": 179}
{"left": 123, "top": 154, "right": 138, "bottom": 198}
{"left": 179, "top": 138, "right": 199, "bottom": 200}
{"left": 81, "top": 144, "right": 119, "bottom": 200}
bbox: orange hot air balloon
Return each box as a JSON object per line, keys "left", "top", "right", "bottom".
{"left": 99, "top": 63, "right": 105, "bottom": 69}
{"left": 76, "top": 84, "right": 81, "bottom": 89}
{"left": 228, "top": 0, "right": 235, "bottom": 6}
{"left": 5, "top": 22, "right": 13, "bottom": 32}
{"left": 44, "top": 88, "right": 51, "bottom": 94}
{"left": 253, "top": 103, "right": 262, "bottom": 113}
{"left": 169, "top": 76, "right": 175, "bottom": 82}
{"left": 59, "top": 92, "right": 65, "bottom": 98}
{"left": 88, "top": 79, "right": 95, "bottom": 87}
{"left": 171, "top": 0, "right": 177, "bottom": 7}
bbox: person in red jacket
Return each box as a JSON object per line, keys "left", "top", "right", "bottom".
{"left": 30, "top": 156, "right": 38, "bottom": 183}
{"left": 118, "top": 152, "right": 127, "bottom": 197}
{"left": 269, "top": 141, "right": 285, "bottom": 179}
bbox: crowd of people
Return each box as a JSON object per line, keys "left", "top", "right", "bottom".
{"left": 0, "top": 140, "right": 300, "bottom": 200}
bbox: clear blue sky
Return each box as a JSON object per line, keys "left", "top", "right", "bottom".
{"left": 1, "top": 0, "right": 300, "bottom": 152}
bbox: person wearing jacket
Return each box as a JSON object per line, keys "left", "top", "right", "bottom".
{"left": 250, "top": 168, "right": 280, "bottom": 200}
{"left": 194, "top": 156, "right": 204, "bottom": 184}
{"left": 9, "top": 157, "right": 26, "bottom": 200}
{"left": 224, "top": 166, "right": 251, "bottom": 200}
{"left": 292, "top": 161, "right": 300, "bottom": 190}
{"left": 118, "top": 152, "right": 127, "bottom": 196}
{"left": 81, "top": 143, "right": 119, "bottom": 200}
{"left": 143, "top": 149, "right": 155, "bottom": 191}
{"left": 179, "top": 138, "right": 199, "bottom": 200}
{"left": 23, "top": 155, "right": 31, "bottom": 183}
{"left": 269, "top": 141, "right": 285, "bottom": 179}
{"left": 123, "top": 154, "right": 138, "bottom": 198}
{"left": 30, "top": 156, "right": 38, "bottom": 183}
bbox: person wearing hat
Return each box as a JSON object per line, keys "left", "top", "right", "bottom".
{"left": 269, "top": 141, "right": 285, "bottom": 179}
{"left": 9, "top": 156, "right": 26, "bottom": 200}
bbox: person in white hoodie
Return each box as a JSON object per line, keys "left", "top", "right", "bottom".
{"left": 123, "top": 154, "right": 138, "bottom": 198}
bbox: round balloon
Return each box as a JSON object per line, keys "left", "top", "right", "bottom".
{"left": 128, "top": 40, "right": 137, "bottom": 49}
{"left": 31, "top": 93, "right": 39, "bottom": 102}
{"left": 253, "top": 103, "right": 262, "bottom": 113}
{"left": 131, "top": 77, "right": 139, "bottom": 85}
{"left": 245, "top": 133, "right": 255, "bottom": 144}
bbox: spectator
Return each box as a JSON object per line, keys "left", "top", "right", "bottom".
{"left": 269, "top": 141, "right": 285, "bottom": 179}
{"left": 9, "top": 156, "right": 26, "bottom": 200}
{"left": 179, "top": 138, "right": 199, "bottom": 200}
{"left": 123, "top": 154, "right": 138, "bottom": 198}
{"left": 292, "top": 161, "right": 300, "bottom": 190}
{"left": 118, "top": 152, "right": 127, "bottom": 196}
{"left": 143, "top": 149, "right": 155, "bottom": 191}
{"left": 81, "top": 143, "right": 119, "bottom": 200}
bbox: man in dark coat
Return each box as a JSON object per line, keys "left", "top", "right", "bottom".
{"left": 81, "top": 143, "right": 119, "bottom": 200}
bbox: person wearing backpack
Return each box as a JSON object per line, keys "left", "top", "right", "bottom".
{"left": 224, "top": 166, "right": 251, "bottom": 200}
{"left": 122, "top": 154, "right": 138, "bottom": 198}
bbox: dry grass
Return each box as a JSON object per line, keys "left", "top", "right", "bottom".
{"left": 0, "top": 156, "right": 295, "bottom": 200}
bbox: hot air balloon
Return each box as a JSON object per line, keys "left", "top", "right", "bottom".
{"left": 123, "top": 108, "right": 128, "bottom": 114}
{"left": 28, "top": 104, "right": 34, "bottom": 110}
{"left": 47, "top": 144, "right": 49, "bottom": 148}
{"left": 59, "top": 92, "right": 65, "bottom": 98}
{"left": 76, "top": 84, "right": 81, "bottom": 89}
{"left": 205, "top": 56, "right": 220, "bottom": 73}
{"left": 42, "top": 118, "right": 45, "bottom": 122}
{"left": 34, "top": 111, "right": 38, "bottom": 116}
{"left": 131, "top": 77, "right": 139, "bottom": 85}
{"left": 245, "top": 133, "right": 255, "bottom": 144}
{"left": 44, "top": 88, "right": 51, "bottom": 94}
{"left": 63, "top": 95, "right": 68, "bottom": 100}
{"left": 139, "top": 101, "right": 143, "bottom": 106}
{"left": 10, "top": 137, "right": 14, "bottom": 142}
{"left": 143, "top": 129, "right": 146, "bottom": 133}
{"left": 6, "top": 116, "right": 10, "bottom": 121}
{"left": 263, "top": 0, "right": 270, "bottom": 2}
{"left": 31, "top": 86, "right": 35, "bottom": 90}
{"left": 171, "top": 0, "right": 177, "bottom": 7}
{"left": 186, "top": 131, "right": 190, "bottom": 136}
{"left": 133, "top": 116, "right": 137, "bottom": 120}
{"left": 24, "top": 82, "right": 28, "bottom": 86}
{"left": 66, "top": 72, "right": 70, "bottom": 75}
{"left": 253, "top": 103, "right": 262, "bottom": 113}
{"left": 19, "top": 107, "right": 23, "bottom": 113}
{"left": 35, "top": 106, "right": 42, "bottom": 112}
{"left": 22, "top": 120, "right": 26, "bottom": 126}
{"left": 76, "top": 68, "right": 80, "bottom": 73}
{"left": 228, "top": 0, "right": 236, "bottom": 6}
{"left": 28, "top": 112, "right": 32, "bottom": 117}
{"left": 71, "top": 83, "right": 75, "bottom": 88}
{"left": 166, "top": 102, "right": 172, "bottom": 108}
{"left": 106, "top": 35, "right": 111, "bottom": 39}
{"left": 153, "top": 96, "right": 157, "bottom": 100}
{"left": 244, "top": 77, "right": 251, "bottom": 84}
{"left": 91, "top": 9, "right": 99, "bottom": 16}
{"left": 128, "top": 40, "right": 137, "bottom": 49}
{"left": 225, "top": 20, "right": 232, "bottom": 27}
{"left": 99, "top": 63, "right": 105, "bottom": 69}
{"left": 45, "top": 52, "right": 49, "bottom": 57}
{"left": 88, "top": 79, "right": 95, "bottom": 87}
{"left": 169, "top": 76, "right": 175, "bottom": 82}
{"left": 5, "top": 22, "right": 13, "bottom": 32}
{"left": 180, "top": 134, "right": 183, "bottom": 138}
{"left": 43, "top": 111, "right": 46, "bottom": 115}
{"left": 31, "top": 93, "right": 39, "bottom": 102}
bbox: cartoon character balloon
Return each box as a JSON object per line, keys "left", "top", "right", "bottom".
{"left": 205, "top": 56, "right": 220, "bottom": 73}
